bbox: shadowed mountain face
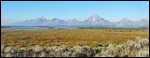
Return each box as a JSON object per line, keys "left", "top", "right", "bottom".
{"left": 9, "top": 15, "right": 149, "bottom": 28}
{"left": 116, "top": 18, "right": 149, "bottom": 28}
{"left": 116, "top": 18, "right": 134, "bottom": 28}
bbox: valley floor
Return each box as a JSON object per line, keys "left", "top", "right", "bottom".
{"left": 1, "top": 29, "right": 149, "bottom": 57}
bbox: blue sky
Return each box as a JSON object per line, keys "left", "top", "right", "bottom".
{"left": 1, "top": 1, "right": 149, "bottom": 25}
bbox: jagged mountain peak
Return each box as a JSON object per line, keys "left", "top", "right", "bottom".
{"left": 89, "top": 14, "right": 102, "bottom": 21}
{"left": 67, "top": 18, "right": 79, "bottom": 23}
{"left": 84, "top": 14, "right": 108, "bottom": 23}
{"left": 30, "top": 16, "right": 47, "bottom": 21}
{"left": 120, "top": 18, "right": 131, "bottom": 22}
{"left": 51, "top": 18, "right": 61, "bottom": 21}
{"left": 37, "top": 16, "right": 46, "bottom": 19}
{"left": 117, "top": 18, "right": 132, "bottom": 24}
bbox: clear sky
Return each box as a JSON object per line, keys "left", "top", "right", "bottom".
{"left": 1, "top": 1, "right": 149, "bottom": 25}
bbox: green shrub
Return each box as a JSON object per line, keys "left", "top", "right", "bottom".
{"left": 103, "top": 44, "right": 109, "bottom": 47}
{"left": 90, "top": 41, "right": 99, "bottom": 48}
{"left": 111, "top": 41, "right": 119, "bottom": 47}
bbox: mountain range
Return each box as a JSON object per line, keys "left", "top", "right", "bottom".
{"left": 9, "top": 15, "right": 149, "bottom": 28}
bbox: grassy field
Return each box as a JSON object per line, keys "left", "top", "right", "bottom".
{"left": 1, "top": 28, "right": 149, "bottom": 48}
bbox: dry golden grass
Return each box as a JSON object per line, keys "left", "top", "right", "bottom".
{"left": 1, "top": 28, "right": 149, "bottom": 48}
